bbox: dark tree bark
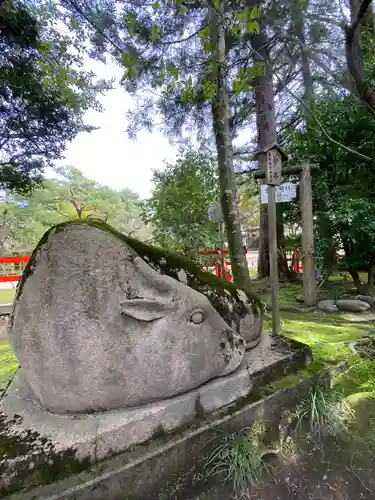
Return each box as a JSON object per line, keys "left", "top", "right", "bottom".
{"left": 277, "top": 206, "right": 298, "bottom": 282}
{"left": 348, "top": 269, "right": 368, "bottom": 294}
{"left": 292, "top": 0, "right": 315, "bottom": 119}
{"left": 342, "top": 237, "right": 369, "bottom": 294}
{"left": 344, "top": 0, "right": 375, "bottom": 116}
{"left": 367, "top": 263, "right": 374, "bottom": 290}
{"left": 252, "top": 27, "right": 278, "bottom": 279}
{"left": 209, "top": 0, "right": 254, "bottom": 295}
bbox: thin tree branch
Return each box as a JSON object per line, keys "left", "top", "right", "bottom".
{"left": 160, "top": 27, "right": 206, "bottom": 45}
{"left": 346, "top": 0, "right": 373, "bottom": 38}
{"left": 64, "top": 0, "right": 125, "bottom": 53}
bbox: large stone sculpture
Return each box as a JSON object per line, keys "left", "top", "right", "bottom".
{"left": 9, "top": 220, "right": 263, "bottom": 414}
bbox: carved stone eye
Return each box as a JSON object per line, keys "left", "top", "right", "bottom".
{"left": 189, "top": 310, "right": 204, "bottom": 325}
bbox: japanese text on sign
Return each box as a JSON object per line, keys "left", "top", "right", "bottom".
{"left": 260, "top": 182, "right": 297, "bottom": 204}
{"left": 266, "top": 149, "right": 282, "bottom": 186}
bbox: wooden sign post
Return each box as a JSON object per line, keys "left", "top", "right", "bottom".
{"left": 254, "top": 159, "right": 318, "bottom": 313}
{"left": 256, "top": 144, "right": 286, "bottom": 336}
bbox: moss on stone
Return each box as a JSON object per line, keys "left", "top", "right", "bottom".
{"left": 13, "top": 218, "right": 263, "bottom": 331}
{"left": 261, "top": 375, "right": 299, "bottom": 396}
{"left": 0, "top": 412, "right": 90, "bottom": 496}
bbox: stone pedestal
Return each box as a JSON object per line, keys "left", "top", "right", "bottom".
{"left": 0, "top": 334, "right": 311, "bottom": 497}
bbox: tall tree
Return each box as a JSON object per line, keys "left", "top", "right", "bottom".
{"left": 209, "top": 0, "right": 253, "bottom": 292}
{"left": 62, "top": 0, "right": 264, "bottom": 295}
{"left": 252, "top": 12, "right": 278, "bottom": 279}
{"left": 286, "top": 88, "right": 375, "bottom": 293}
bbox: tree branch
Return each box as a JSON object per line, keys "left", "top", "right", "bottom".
{"left": 344, "top": 0, "right": 375, "bottom": 116}
{"left": 346, "top": 0, "right": 373, "bottom": 38}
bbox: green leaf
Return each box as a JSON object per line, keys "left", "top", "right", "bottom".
{"left": 233, "top": 79, "right": 242, "bottom": 93}
{"left": 203, "top": 81, "right": 215, "bottom": 100}
{"left": 166, "top": 63, "right": 179, "bottom": 79}
{"left": 250, "top": 6, "right": 259, "bottom": 19}
{"left": 231, "top": 25, "right": 241, "bottom": 36}
{"left": 121, "top": 51, "right": 133, "bottom": 68}
{"left": 246, "top": 21, "right": 260, "bottom": 33}
{"left": 166, "top": 82, "right": 177, "bottom": 93}
{"left": 203, "top": 41, "right": 212, "bottom": 53}
{"left": 151, "top": 24, "right": 160, "bottom": 42}
{"left": 152, "top": 1, "right": 160, "bottom": 9}
{"left": 200, "top": 25, "right": 210, "bottom": 38}
{"left": 69, "top": 18, "right": 79, "bottom": 29}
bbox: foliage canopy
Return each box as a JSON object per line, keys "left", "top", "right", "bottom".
{"left": 0, "top": 0, "right": 109, "bottom": 193}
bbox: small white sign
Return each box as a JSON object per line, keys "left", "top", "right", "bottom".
{"left": 260, "top": 182, "right": 297, "bottom": 204}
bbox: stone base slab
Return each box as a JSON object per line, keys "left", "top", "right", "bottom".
{"left": 7, "top": 368, "right": 326, "bottom": 500}
{"left": 1, "top": 334, "right": 311, "bottom": 497}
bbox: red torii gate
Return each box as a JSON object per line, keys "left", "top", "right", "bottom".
{"left": 0, "top": 255, "right": 30, "bottom": 282}
{"left": 199, "top": 249, "right": 249, "bottom": 282}
{"left": 0, "top": 250, "right": 306, "bottom": 285}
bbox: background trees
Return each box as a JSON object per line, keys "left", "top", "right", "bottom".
{"left": 3, "top": 0, "right": 375, "bottom": 293}
{"left": 286, "top": 88, "right": 375, "bottom": 293}
{"left": 141, "top": 151, "right": 219, "bottom": 254}
{"left": 0, "top": 166, "right": 146, "bottom": 254}
{"left": 0, "top": 0, "right": 110, "bottom": 193}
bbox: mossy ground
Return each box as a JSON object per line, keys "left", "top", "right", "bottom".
{"left": 190, "top": 273, "right": 375, "bottom": 500}
{"left": 254, "top": 273, "right": 375, "bottom": 388}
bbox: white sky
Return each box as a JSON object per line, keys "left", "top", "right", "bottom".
{"left": 56, "top": 59, "right": 178, "bottom": 199}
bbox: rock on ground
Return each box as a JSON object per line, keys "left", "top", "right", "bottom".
{"left": 336, "top": 299, "right": 371, "bottom": 312}
{"left": 317, "top": 300, "right": 339, "bottom": 313}
{"left": 355, "top": 295, "right": 375, "bottom": 308}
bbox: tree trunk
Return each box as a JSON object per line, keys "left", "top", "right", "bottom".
{"left": 258, "top": 206, "right": 269, "bottom": 277}
{"left": 209, "top": 1, "right": 253, "bottom": 294}
{"left": 300, "top": 163, "right": 317, "bottom": 305}
{"left": 277, "top": 207, "right": 298, "bottom": 282}
{"left": 342, "top": 237, "right": 368, "bottom": 294}
{"left": 293, "top": 5, "right": 318, "bottom": 303}
{"left": 345, "top": 0, "right": 375, "bottom": 116}
{"left": 367, "top": 263, "right": 374, "bottom": 291}
{"left": 252, "top": 28, "right": 278, "bottom": 279}
{"left": 293, "top": 1, "right": 315, "bottom": 120}
{"left": 349, "top": 269, "right": 368, "bottom": 295}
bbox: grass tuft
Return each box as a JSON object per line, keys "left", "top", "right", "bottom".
{"left": 294, "top": 387, "right": 354, "bottom": 445}
{"left": 204, "top": 423, "right": 269, "bottom": 495}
